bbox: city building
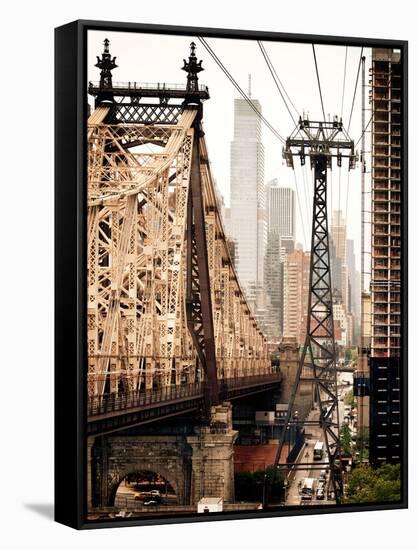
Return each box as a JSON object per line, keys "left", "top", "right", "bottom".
{"left": 346, "top": 239, "right": 360, "bottom": 345}
{"left": 330, "top": 210, "right": 349, "bottom": 310}
{"left": 229, "top": 98, "right": 266, "bottom": 310}
{"left": 278, "top": 336, "right": 313, "bottom": 420}
{"left": 283, "top": 248, "right": 310, "bottom": 346}
{"left": 367, "top": 48, "right": 402, "bottom": 467}
{"left": 347, "top": 239, "right": 360, "bottom": 318}
{"left": 266, "top": 180, "right": 295, "bottom": 236}
{"left": 264, "top": 235, "right": 281, "bottom": 340}
{"left": 355, "top": 292, "right": 372, "bottom": 443}
{"left": 279, "top": 236, "right": 296, "bottom": 336}
{"left": 263, "top": 180, "right": 295, "bottom": 340}
{"left": 333, "top": 290, "right": 348, "bottom": 348}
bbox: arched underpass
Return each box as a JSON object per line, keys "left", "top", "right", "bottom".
{"left": 113, "top": 470, "right": 178, "bottom": 509}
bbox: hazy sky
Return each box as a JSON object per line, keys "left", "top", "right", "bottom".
{"left": 88, "top": 30, "right": 372, "bottom": 271}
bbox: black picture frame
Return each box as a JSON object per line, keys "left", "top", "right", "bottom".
{"left": 55, "top": 19, "right": 408, "bottom": 530}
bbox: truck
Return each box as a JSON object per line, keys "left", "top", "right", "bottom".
{"left": 313, "top": 440, "right": 324, "bottom": 460}
{"left": 300, "top": 478, "right": 316, "bottom": 500}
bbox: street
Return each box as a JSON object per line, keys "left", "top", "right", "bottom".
{"left": 286, "top": 407, "right": 334, "bottom": 506}
{"left": 285, "top": 368, "right": 354, "bottom": 506}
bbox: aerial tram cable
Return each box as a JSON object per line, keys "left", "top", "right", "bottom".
{"left": 198, "top": 36, "right": 312, "bottom": 241}
{"left": 312, "top": 44, "right": 333, "bottom": 213}
{"left": 293, "top": 170, "right": 309, "bottom": 250}
{"left": 257, "top": 40, "right": 299, "bottom": 127}
{"left": 301, "top": 163, "right": 312, "bottom": 236}
{"left": 347, "top": 47, "right": 364, "bottom": 132}
{"left": 337, "top": 46, "right": 349, "bottom": 246}
{"left": 340, "top": 46, "right": 348, "bottom": 119}
{"left": 197, "top": 36, "right": 286, "bottom": 144}
{"left": 354, "top": 71, "right": 393, "bottom": 148}
{"left": 312, "top": 44, "right": 326, "bottom": 121}
{"left": 258, "top": 41, "right": 301, "bottom": 119}
{"left": 256, "top": 40, "right": 311, "bottom": 234}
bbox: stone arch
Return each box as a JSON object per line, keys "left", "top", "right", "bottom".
{"left": 101, "top": 436, "right": 191, "bottom": 506}
{"left": 108, "top": 464, "right": 180, "bottom": 506}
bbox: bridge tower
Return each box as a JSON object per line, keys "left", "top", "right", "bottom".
{"left": 267, "top": 118, "right": 357, "bottom": 503}
{"left": 182, "top": 42, "right": 219, "bottom": 410}
{"left": 87, "top": 40, "right": 272, "bottom": 417}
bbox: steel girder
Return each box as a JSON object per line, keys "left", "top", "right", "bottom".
{"left": 87, "top": 105, "right": 270, "bottom": 410}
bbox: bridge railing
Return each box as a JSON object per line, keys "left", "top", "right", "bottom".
{"left": 87, "top": 372, "right": 283, "bottom": 418}
{"left": 88, "top": 80, "right": 209, "bottom": 93}
{"left": 87, "top": 382, "right": 203, "bottom": 417}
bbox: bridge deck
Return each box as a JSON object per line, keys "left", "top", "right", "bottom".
{"left": 87, "top": 373, "right": 282, "bottom": 436}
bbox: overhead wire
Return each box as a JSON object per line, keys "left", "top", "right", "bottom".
{"left": 197, "top": 36, "right": 286, "bottom": 144}
{"left": 337, "top": 46, "right": 349, "bottom": 254}
{"left": 347, "top": 47, "right": 364, "bottom": 132}
{"left": 301, "top": 163, "right": 312, "bottom": 240}
{"left": 258, "top": 43, "right": 301, "bottom": 120}
{"left": 257, "top": 40, "right": 299, "bottom": 127}
{"left": 198, "top": 35, "right": 315, "bottom": 250}
{"left": 312, "top": 43, "right": 334, "bottom": 219}
{"left": 256, "top": 40, "right": 311, "bottom": 249}
{"left": 199, "top": 35, "right": 310, "bottom": 255}
{"left": 340, "top": 47, "right": 348, "bottom": 119}
{"left": 354, "top": 72, "right": 393, "bottom": 148}
{"left": 338, "top": 48, "right": 364, "bottom": 300}
{"left": 293, "top": 170, "right": 309, "bottom": 250}
{"left": 312, "top": 44, "right": 326, "bottom": 121}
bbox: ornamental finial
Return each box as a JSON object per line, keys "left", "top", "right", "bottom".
{"left": 182, "top": 41, "right": 204, "bottom": 93}
{"left": 95, "top": 38, "right": 118, "bottom": 92}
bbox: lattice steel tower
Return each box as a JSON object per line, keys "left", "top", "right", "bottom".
{"left": 268, "top": 117, "right": 357, "bottom": 504}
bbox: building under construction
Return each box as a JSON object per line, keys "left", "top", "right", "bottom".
{"left": 367, "top": 48, "right": 402, "bottom": 466}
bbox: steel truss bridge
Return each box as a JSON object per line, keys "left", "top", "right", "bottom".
{"left": 87, "top": 41, "right": 280, "bottom": 436}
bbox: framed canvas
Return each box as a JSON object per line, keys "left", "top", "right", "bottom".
{"left": 55, "top": 19, "right": 408, "bottom": 529}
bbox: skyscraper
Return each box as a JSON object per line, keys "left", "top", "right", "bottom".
{"left": 346, "top": 239, "right": 360, "bottom": 344}
{"left": 266, "top": 180, "right": 295, "bottom": 237}
{"left": 347, "top": 240, "right": 358, "bottom": 311}
{"left": 367, "top": 48, "right": 402, "bottom": 467}
{"left": 346, "top": 239, "right": 355, "bottom": 308}
{"left": 330, "top": 210, "right": 349, "bottom": 311}
{"left": 230, "top": 98, "right": 266, "bottom": 309}
{"left": 263, "top": 180, "right": 295, "bottom": 340}
{"left": 283, "top": 248, "right": 310, "bottom": 345}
